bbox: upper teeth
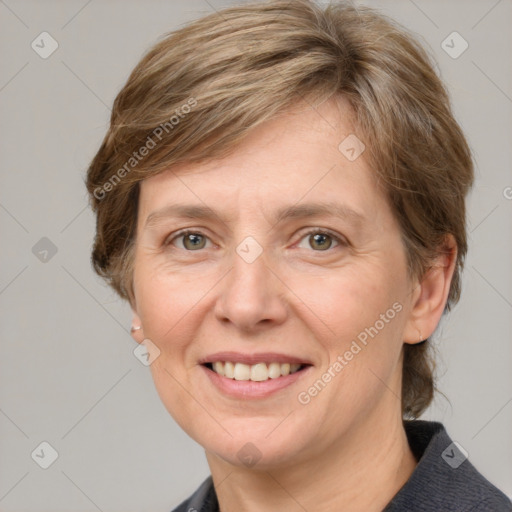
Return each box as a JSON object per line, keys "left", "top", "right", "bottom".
{"left": 211, "top": 361, "right": 302, "bottom": 381}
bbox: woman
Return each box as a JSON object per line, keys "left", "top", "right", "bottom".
{"left": 86, "top": 0, "right": 511, "bottom": 510}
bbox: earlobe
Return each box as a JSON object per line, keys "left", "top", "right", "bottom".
{"left": 403, "top": 235, "right": 457, "bottom": 345}
{"left": 130, "top": 309, "right": 145, "bottom": 344}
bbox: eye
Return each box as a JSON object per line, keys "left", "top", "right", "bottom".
{"left": 165, "top": 228, "right": 344, "bottom": 252}
{"left": 167, "top": 230, "right": 212, "bottom": 251}
{"left": 296, "top": 229, "right": 344, "bottom": 251}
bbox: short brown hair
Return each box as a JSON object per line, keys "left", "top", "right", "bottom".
{"left": 86, "top": 0, "right": 474, "bottom": 418}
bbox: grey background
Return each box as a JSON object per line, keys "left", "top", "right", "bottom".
{"left": 0, "top": 0, "right": 511, "bottom": 510}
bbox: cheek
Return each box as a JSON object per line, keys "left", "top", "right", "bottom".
{"left": 136, "top": 268, "right": 212, "bottom": 432}
{"left": 147, "top": 359, "right": 205, "bottom": 442}
{"left": 289, "top": 261, "right": 406, "bottom": 348}
{"left": 289, "top": 261, "right": 407, "bottom": 405}
{"left": 135, "top": 260, "right": 212, "bottom": 344}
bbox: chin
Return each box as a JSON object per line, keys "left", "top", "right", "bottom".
{"left": 190, "top": 414, "right": 322, "bottom": 471}
{"left": 206, "top": 434, "right": 308, "bottom": 471}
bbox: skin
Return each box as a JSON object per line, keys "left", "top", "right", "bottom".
{"left": 130, "top": 96, "right": 457, "bottom": 512}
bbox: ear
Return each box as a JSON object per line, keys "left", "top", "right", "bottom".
{"left": 403, "top": 234, "right": 457, "bottom": 345}
{"left": 130, "top": 305, "right": 145, "bottom": 344}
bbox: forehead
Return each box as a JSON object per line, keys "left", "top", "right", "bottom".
{"left": 137, "top": 97, "right": 388, "bottom": 226}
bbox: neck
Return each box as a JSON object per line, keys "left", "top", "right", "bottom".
{"left": 206, "top": 406, "right": 417, "bottom": 512}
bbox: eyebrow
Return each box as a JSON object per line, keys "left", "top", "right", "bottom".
{"left": 144, "top": 202, "right": 366, "bottom": 229}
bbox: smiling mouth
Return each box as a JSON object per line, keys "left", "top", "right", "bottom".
{"left": 203, "top": 361, "right": 309, "bottom": 382}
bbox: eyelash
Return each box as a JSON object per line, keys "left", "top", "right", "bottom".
{"left": 165, "top": 228, "right": 347, "bottom": 252}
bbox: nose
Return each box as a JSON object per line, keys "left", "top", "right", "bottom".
{"left": 213, "top": 248, "right": 288, "bottom": 333}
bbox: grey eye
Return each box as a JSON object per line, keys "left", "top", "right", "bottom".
{"left": 297, "top": 231, "right": 340, "bottom": 251}
{"left": 175, "top": 232, "right": 209, "bottom": 250}
{"left": 308, "top": 233, "right": 333, "bottom": 251}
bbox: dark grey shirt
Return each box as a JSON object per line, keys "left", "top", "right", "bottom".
{"left": 171, "top": 421, "right": 511, "bottom": 511}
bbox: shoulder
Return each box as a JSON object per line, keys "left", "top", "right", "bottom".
{"left": 384, "top": 420, "right": 512, "bottom": 511}
{"left": 170, "top": 476, "right": 218, "bottom": 512}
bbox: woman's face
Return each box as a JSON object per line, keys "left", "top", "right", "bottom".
{"left": 132, "top": 97, "right": 420, "bottom": 468}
